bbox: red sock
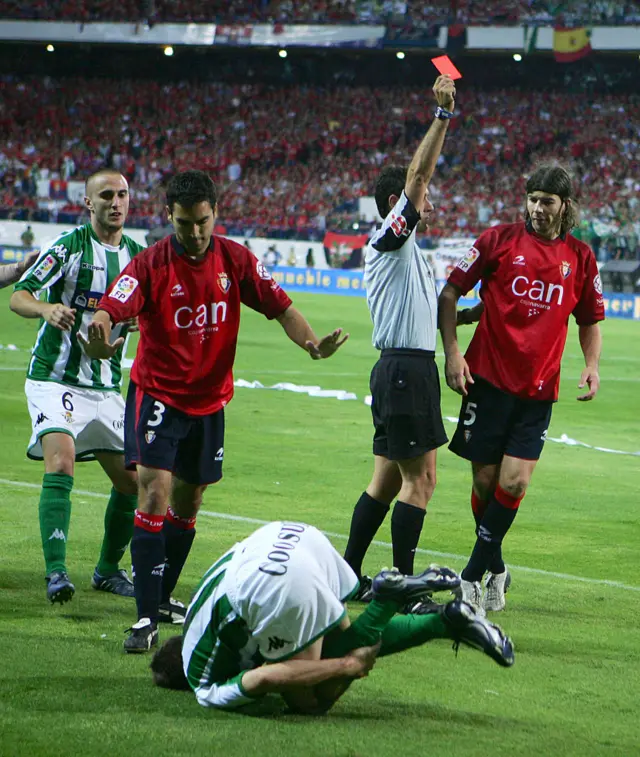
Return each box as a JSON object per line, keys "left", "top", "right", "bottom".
{"left": 471, "top": 490, "right": 488, "bottom": 526}
{"left": 134, "top": 510, "right": 165, "bottom": 532}
{"left": 494, "top": 484, "right": 524, "bottom": 511}
{"left": 165, "top": 506, "right": 196, "bottom": 530}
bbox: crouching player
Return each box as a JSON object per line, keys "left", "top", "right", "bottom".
{"left": 151, "top": 521, "right": 514, "bottom": 714}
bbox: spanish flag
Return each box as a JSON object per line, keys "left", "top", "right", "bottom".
{"left": 553, "top": 27, "right": 592, "bottom": 62}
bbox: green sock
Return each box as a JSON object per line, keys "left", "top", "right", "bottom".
{"left": 378, "top": 612, "right": 448, "bottom": 657}
{"left": 96, "top": 488, "right": 137, "bottom": 575}
{"left": 322, "top": 599, "right": 399, "bottom": 658}
{"left": 39, "top": 472, "right": 73, "bottom": 575}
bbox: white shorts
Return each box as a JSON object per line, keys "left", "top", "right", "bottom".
{"left": 25, "top": 379, "right": 126, "bottom": 462}
{"left": 225, "top": 521, "right": 359, "bottom": 663}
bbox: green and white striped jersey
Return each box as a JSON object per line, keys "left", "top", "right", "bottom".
{"left": 14, "top": 223, "right": 144, "bottom": 391}
{"left": 183, "top": 548, "right": 262, "bottom": 709}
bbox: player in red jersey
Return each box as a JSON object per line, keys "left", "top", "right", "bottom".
{"left": 80, "top": 170, "right": 348, "bottom": 652}
{"left": 438, "top": 165, "right": 604, "bottom": 614}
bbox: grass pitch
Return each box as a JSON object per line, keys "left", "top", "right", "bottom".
{"left": 1, "top": 288, "right": 639, "bottom": 757}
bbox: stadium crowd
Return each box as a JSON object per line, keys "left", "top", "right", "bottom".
{"left": 1, "top": 66, "right": 637, "bottom": 258}
{"left": 0, "top": 0, "right": 638, "bottom": 25}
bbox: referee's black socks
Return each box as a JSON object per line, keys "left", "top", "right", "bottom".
{"left": 391, "top": 500, "right": 426, "bottom": 576}
{"left": 344, "top": 492, "right": 390, "bottom": 578}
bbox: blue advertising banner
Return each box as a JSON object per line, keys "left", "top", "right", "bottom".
{"left": 271, "top": 266, "right": 640, "bottom": 320}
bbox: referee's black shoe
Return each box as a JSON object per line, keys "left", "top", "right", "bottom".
{"left": 124, "top": 618, "right": 158, "bottom": 653}
{"left": 351, "top": 575, "right": 374, "bottom": 602}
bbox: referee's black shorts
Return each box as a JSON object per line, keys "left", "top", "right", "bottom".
{"left": 370, "top": 348, "right": 448, "bottom": 461}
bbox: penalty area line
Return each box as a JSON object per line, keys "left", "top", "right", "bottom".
{"left": 1, "top": 477, "right": 639, "bottom": 594}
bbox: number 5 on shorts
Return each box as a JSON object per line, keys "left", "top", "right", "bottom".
{"left": 463, "top": 402, "right": 477, "bottom": 426}
{"left": 148, "top": 401, "right": 166, "bottom": 428}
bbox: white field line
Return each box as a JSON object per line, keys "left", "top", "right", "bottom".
{"left": 1, "top": 477, "right": 639, "bottom": 594}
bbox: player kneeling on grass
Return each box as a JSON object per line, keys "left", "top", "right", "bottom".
{"left": 150, "top": 521, "right": 514, "bottom": 714}
{"left": 80, "top": 171, "right": 350, "bottom": 652}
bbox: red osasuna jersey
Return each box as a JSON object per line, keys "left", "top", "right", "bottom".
{"left": 98, "top": 235, "right": 292, "bottom": 415}
{"left": 447, "top": 222, "right": 604, "bottom": 401}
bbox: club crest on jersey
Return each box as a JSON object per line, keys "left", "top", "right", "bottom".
{"left": 593, "top": 274, "right": 603, "bottom": 295}
{"left": 559, "top": 261, "right": 572, "bottom": 279}
{"left": 145, "top": 431, "right": 156, "bottom": 444}
{"left": 464, "top": 430, "right": 472, "bottom": 443}
{"left": 457, "top": 247, "right": 480, "bottom": 273}
{"left": 217, "top": 272, "right": 231, "bottom": 294}
{"left": 109, "top": 275, "right": 139, "bottom": 303}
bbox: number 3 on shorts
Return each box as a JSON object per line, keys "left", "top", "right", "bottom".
{"left": 148, "top": 400, "right": 166, "bottom": 428}
{"left": 463, "top": 402, "right": 477, "bottom": 426}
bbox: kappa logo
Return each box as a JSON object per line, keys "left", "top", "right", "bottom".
{"left": 145, "top": 430, "right": 156, "bottom": 444}
{"left": 513, "top": 255, "right": 526, "bottom": 266}
{"left": 48, "top": 529, "right": 66, "bottom": 541}
{"left": 267, "top": 636, "right": 292, "bottom": 652}
{"left": 35, "top": 412, "right": 49, "bottom": 426}
{"left": 171, "top": 283, "right": 185, "bottom": 297}
{"left": 214, "top": 447, "right": 224, "bottom": 462}
{"left": 81, "top": 263, "right": 105, "bottom": 272}
{"left": 109, "top": 275, "right": 139, "bottom": 303}
{"left": 217, "top": 272, "right": 231, "bottom": 294}
{"left": 559, "top": 260, "right": 572, "bottom": 279}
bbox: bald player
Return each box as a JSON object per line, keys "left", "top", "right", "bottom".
{"left": 10, "top": 170, "right": 145, "bottom": 605}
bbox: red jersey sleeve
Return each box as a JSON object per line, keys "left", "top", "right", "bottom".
{"left": 98, "top": 254, "right": 151, "bottom": 324}
{"left": 572, "top": 247, "right": 605, "bottom": 326}
{"left": 447, "top": 228, "right": 497, "bottom": 295}
{"left": 239, "top": 252, "right": 292, "bottom": 319}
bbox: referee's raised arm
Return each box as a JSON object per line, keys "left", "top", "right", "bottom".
{"left": 404, "top": 75, "right": 456, "bottom": 209}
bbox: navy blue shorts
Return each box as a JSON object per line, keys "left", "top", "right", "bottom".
{"left": 449, "top": 376, "right": 553, "bottom": 465}
{"left": 124, "top": 381, "right": 224, "bottom": 485}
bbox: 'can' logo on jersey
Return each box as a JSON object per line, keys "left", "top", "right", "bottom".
{"left": 559, "top": 261, "right": 572, "bottom": 279}
{"left": 33, "top": 254, "right": 56, "bottom": 282}
{"left": 109, "top": 275, "right": 139, "bottom": 303}
{"left": 457, "top": 247, "right": 480, "bottom": 273}
{"left": 217, "top": 272, "right": 231, "bottom": 294}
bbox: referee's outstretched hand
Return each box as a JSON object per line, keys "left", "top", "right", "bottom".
{"left": 306, "top": 328, "right": 349, "bottom": 360}
{"left": 445, "top": 350, "right": 474, "bottom": 396}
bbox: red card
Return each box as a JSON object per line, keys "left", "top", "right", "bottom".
{"left": 431, "top": 55, "right": 463, "bottom": 80}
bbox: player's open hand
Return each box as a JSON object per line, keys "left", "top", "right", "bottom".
{"left": 577, "top": 366, "right": 600, "bottom": 401}
{"left": 44, "top": 303, "right": 77, "bottom": 331}
{"left": 433, "top": 74, "right": 456, "bottom": 111}
{"left": 77, "top": 321, "right": 124, "bottom": 360}
{"left": 445, "top": 350, "right": 474, "bottom": 396}
{"left": 306, "top": 328, "right": 349, "bottom": 360}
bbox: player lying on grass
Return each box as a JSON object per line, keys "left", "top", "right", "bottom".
{"left": 150, "top": 521, "right": 514, "bottom": 714}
